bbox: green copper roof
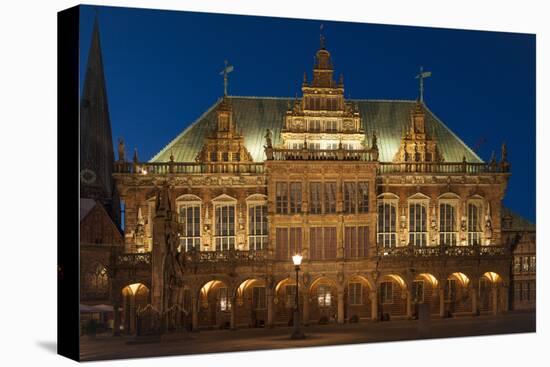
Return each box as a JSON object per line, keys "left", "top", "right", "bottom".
{"left": 150, "top": 96, "right": 482, "bottom": 164}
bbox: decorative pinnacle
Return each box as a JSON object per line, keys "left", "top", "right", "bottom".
{"left": 320, "top": 23, "right": 325, "bottom": 49}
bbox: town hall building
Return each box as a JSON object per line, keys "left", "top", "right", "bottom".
{"left": 79, "top": 20, "right": 536, "bottom": 335}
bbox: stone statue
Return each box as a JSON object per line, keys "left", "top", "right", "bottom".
{"left": 484, "top": 203, "right": 493, "bottom": 240}
{"left": 264, "top": 129, "right": 273, "bottom": 148}
{"left": 118, "top": 138, "right": 125, "bottom": 161}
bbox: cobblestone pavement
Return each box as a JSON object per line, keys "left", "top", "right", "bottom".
{"left": 80, "top": 311, "right": 535, "bottom": 361}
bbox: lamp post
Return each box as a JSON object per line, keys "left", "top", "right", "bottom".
{"left": 291, "top": 253, "right": 305, "bottom": 339}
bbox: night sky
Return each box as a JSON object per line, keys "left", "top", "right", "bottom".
{"left": 79, "top": 5, "right": 535, "bottom": 222}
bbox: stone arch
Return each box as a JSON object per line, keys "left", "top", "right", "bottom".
{"left": 235, "top": 277, "right": 268, "bottom": 328}
{"left": 120, "top": 283, "right": 150, "bottom": 334}
{"left": 478, "top": 271, "right": 505, "bottom": 314}
{"left": 198, "top": 279, "right": 232, "bottom": 328}
{"left": 377, "top": 273, "right": 408, "bottom": 319}
{"left": 308, "top": 276, "right": 339, "bottom": 323}
{"left": 442, "top": 272, "right": 472, "bottom": 315}
{"left": 411, "top": 273, "right": 440, "bottom": 316}
{"left": 346, "top": 274, "right": 373, "bottom": 322}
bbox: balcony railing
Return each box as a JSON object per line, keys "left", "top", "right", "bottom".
{"left": 116, "top": 252, "right": 152, "bottom": 266}
{"left": 268, "top": 148, "right": 377, "bottom": 161}
{"left": 376, "top": 244, "right": 508, "bottom": 257}
{"left": 114, "top": 161, "right": 265, "bottom": 175}
{"left": 183, "top": 249, "right": 266, "bottom": 264}
{"left": 378, "top": 162, "right": 510, "bottom": 174}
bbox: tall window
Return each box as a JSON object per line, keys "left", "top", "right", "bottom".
{"left": 248, "top": 204, "right": 267, "bottom": 250}
{"left": 412, "top": 280, "right": 424, "bottom": 303}
{"left": 275, "top": 227, "right": 302, "bottom": 260}
{"left": 344, "top": 226, "right": 369, "bottom": 258}
{"left": 215, "top": 204, "right": 235, "bottom": 250}
{"left": 377, "top": 202, "right": 397, "bottom": 247}
{"left": 310, "top": 182, "right": 322, "bottom": 214}
{"left": 380, "top": 282, "right": 393, "bottom": 304}
{"left": 439, "top": 203, "right": 457, "bottom": 246}
{"left": 444, "top": 279, "right": 457, "bottom": 302}
{"left": 317, "top": 285, "right": 332, "bottom": 307}
{"left": 310, "top": 227, "right": 337, "bottom": 260}
{"left": 218, "top": 287, "right": 231, "bottom": 311}
{"left": 289, "top": 182, "right": 302, "bottom": 214}
{"left": 178, "top": 203, "right": 201, "bottom": 252}
{"left": 324, "top": 182, "right": 337, "bottom": 213}
{"left": 468, "top": 203, "right": 482, "bottom": 245}
{"left": 409, "top": 202, "right": 427, "bottom": 246}
{"left": 83, "top": 263, "right": 109, "bottom": 296}
{"left": 358, "top": 182, "right": 369, "bottom": 213}
{"left": 349, "top": 282, "right": 362, "bottom": 305}
{"left": 276, "top": 183, "right": 288, "bottom": 214}
{"left": 343, "top": 182, "right": 356, "bottom": 213}
{"left": 253, "top": 287, "right": 266, "bottom": 309}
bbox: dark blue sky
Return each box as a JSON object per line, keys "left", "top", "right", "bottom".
{"left": 79, "top": 5, "right": 535, "bottom": 222}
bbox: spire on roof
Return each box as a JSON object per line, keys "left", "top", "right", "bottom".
{"left": 80, "top": 14, "right": 120, "bottom": 224}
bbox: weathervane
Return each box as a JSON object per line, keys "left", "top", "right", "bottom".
{"left": 415, "top": 66, "right": 432, "bottom": 103}
{"left": 219, "top": 60, "right": 234, "bottom": 96}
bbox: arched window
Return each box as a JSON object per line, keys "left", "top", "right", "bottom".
{"left": 409, "top": 202, "right": 427, "bottom": 246}
{"left": 377, "top": 201, "right": 397, "bottom": 247}
{"left": 213, "top": 195, "right": 237, "bottom": 251}
{"left": 176, "top": 195, "right": 202, "bottom": 252}
{"left": 247, "top": 195, "right": 268, "bottom": 250}
{"left": 439, "top": 203, "right": 457, "bottom": 246}
{"left": 468, "top": 202, "right": 482, "bottom": 245}
{"left": 83, "top": 263, "right": 109, "bottom": 296}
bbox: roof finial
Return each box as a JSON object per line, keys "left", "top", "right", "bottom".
{"left": 219, "top": 60, "right": 234, "bottom": 96}
{"left": 320, "top": 23, "right": 326, "bottom": 49}
{"left": 415, "top": 66, "right": 432, "bottom": 104}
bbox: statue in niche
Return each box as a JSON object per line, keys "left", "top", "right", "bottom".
{"left": 484, "top": 203, "right": 493, "bottom": 242}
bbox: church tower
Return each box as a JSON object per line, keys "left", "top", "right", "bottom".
{"left": 79, "top": 17, "right": 120, "bottom": 225}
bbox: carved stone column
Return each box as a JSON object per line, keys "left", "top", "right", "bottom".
{"left": 492, "top": 286, "right": 498, "bottom": 315}
{"left": 303, "top": 293, "right": 310, "bottom": 326}
{"left": 113, "top": 300, "right": 121, "bottom": 336}
{"left": 502, "top": 286, "right": 509, "bottom": 312}
{"left": 266, "top": 290, "right": 274, "bottom": 328}
{"left": 337, "top": 290, "right": 345, "bottom": 324}
{"left": 129, "top": 295, "right": 136, "bottom": 334}
{"left": 406, "top": 289, "right": 413, "bottom": 319}
{"left": 438, "top": 288, "right": 445, "bottom": 318}
{"left": 370, "top": 290, "right": 378, "bottom": 321}
{"left": 191, "top": 295, "right": 199, "bottom": 331}
{"left": 470, "top": 287, "right": 478, "bottom": 316}
{"left": 230, "top": 296, "right": 237, "bottom": 330}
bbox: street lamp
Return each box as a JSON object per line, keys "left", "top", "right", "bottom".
{"left": 291, "top": 253, "right": 305, "bottom": 339}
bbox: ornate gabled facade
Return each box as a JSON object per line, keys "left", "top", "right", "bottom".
{"left": 96, "top": 36, "right": 534, "bottom": 337}
{"left": 195, "top": 97, "right": 253, "bottom": 164}
{"left": 393, "top": 101, "right": 443, "bottom": 164}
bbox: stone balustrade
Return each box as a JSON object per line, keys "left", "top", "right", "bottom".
{"left": 376, "top": 244, "right": 508, "bottom": 257}
{"left": 114, "top": 161, "right": 265, "bottom": 175}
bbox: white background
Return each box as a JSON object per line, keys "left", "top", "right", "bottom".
{"left": 0, "top": 0, "right": 547, "bottom": 365}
